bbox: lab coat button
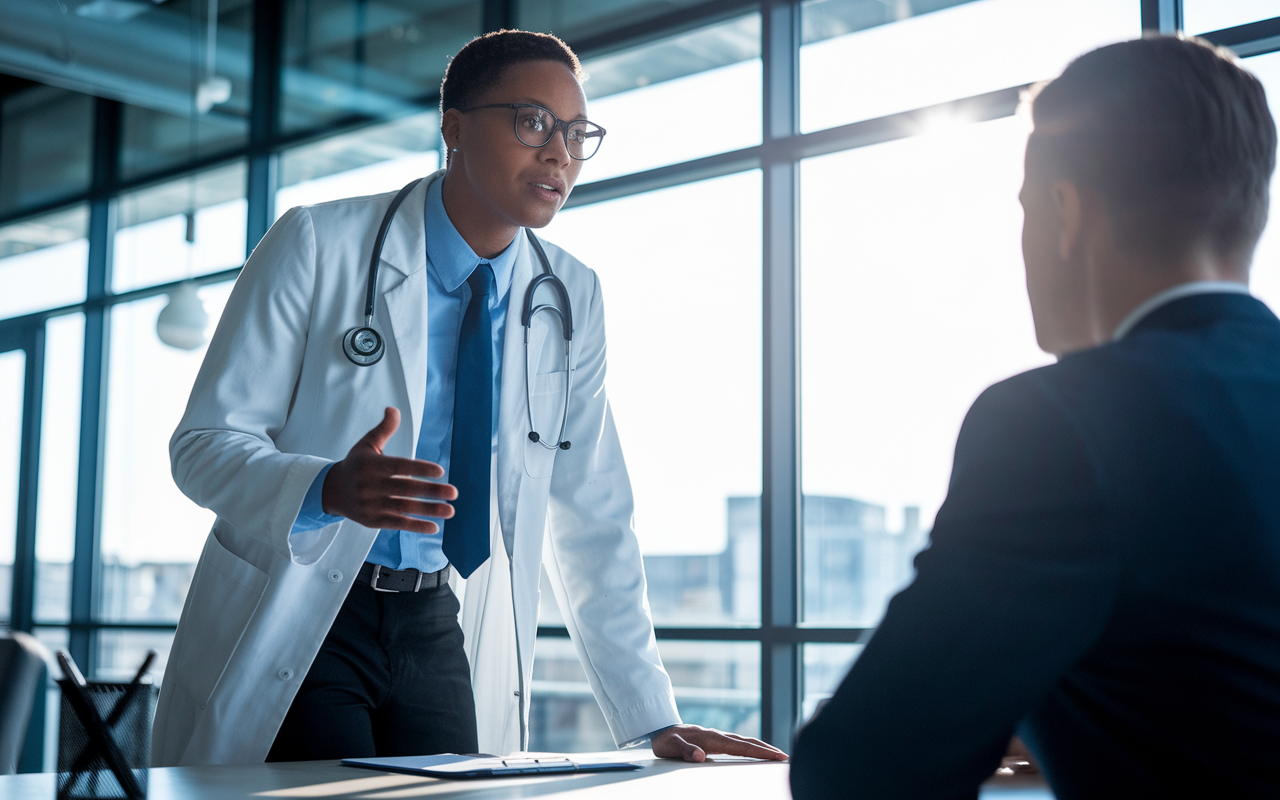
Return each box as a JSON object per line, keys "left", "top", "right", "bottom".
{"left": 513, "top": 690, "right": 521, "bottom": 697}
{"left": 278, "top": 668, "right": 294, "bottom": 681}
{"left": 327, "top": 569, "right": 343, "bottom": 583}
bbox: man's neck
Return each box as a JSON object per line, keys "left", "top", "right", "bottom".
{"left": 1088, "top": 247, "right": 1249, "bottom": 345}
{"left": 440, "top": 171, "right": 519, "bottom": 260}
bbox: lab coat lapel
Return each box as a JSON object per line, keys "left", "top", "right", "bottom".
{"left": 376, "top": 174, "right": 435, "bottom": 448}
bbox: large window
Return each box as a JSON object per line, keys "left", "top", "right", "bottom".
{"left": 99, "top": 283, "right": 234, "bottom": 631}
{"left": 4, "top": 0, "right": 1279, "bottom": 770}
{"left": 800, "top": 0, "right": 1139, "bottom": 133}
{"left": 0, "top": 207, "right": 89, "bottom": 319}
{"left": 542, "top": 172, "right": 763, "bottom": 628}
{"left": 799, "top": 117, "right": 1052, "bottom": 626}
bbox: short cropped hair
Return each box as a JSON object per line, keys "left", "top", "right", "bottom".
{"left": 1026, "top": 36, "right": 1276, "bottom": 263}
{"left": 440, "top": 30, "right": 583, "bottom": 116}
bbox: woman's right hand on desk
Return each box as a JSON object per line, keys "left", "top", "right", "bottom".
{"left": 322, "top": 407, "right": 457, "bottom": 534}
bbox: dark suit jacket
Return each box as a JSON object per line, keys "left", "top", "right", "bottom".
{"left": 790, "top": 293, "right": 1280, "bottom": 799}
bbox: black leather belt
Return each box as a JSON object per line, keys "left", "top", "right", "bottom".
{"left": 356, "top": 562, "right": 450, "bottom": 592}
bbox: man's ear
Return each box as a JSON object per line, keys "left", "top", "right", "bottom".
{"left": 441, "top": 108, "right": 464, "bottom": 153}
{"left": 1051, "top": 178, "right": 1083, "bottom": 262}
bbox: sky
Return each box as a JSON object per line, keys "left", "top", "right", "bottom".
{"left": 4, "top": 1, "right": 1280, "bottom": 577}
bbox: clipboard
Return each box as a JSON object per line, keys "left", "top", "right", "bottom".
{"left": 341, "top": 753, "right": 642, "bottom": 780}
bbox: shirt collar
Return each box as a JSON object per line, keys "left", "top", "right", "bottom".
{"left": 1111, "top": 280, "right": 1252, "bottom": 342}
{"left": 423, "top": 176, "right": 519, "bottom": 300}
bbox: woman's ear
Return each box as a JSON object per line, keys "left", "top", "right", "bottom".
{"left": 441, "top": 108, "right": 464, "bottom": 154}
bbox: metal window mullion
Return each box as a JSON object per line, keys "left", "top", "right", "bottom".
{"left": 759, "top": 0, "right": 801, "bottom": 750}
{"left": 70, "top": 98, "right": 121, "bottom": 674}
{"left": 248, "top": 0, "right": 284, "bottom": 255}
{"left": 1141, "top": 0, "right": 1182, "bottom": 33}
{"left": 12, "top": 324, "right": 45, "bottom": 634}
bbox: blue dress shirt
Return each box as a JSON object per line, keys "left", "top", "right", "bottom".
{"left": 291, "top": 177, "right": 519, "bottom": 572}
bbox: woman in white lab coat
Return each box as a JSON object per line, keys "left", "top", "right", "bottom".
{"left": 151, "top": 30, "right": 786, "bottom": 767}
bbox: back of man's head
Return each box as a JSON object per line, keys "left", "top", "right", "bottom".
{"left": 1028, "top": 36, "right": 1276, "bottom": 266}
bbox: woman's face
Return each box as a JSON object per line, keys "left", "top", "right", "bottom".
{"left": 444, "top": 60, "right": 589, "bottom": 231}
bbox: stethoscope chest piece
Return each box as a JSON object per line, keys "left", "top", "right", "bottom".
{"left": 343, "top": 325, "right": 385, "bottom": 365}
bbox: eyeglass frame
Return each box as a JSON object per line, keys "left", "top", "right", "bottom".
{"left": 458, "top": 103, "right": 607, "bottom": 161}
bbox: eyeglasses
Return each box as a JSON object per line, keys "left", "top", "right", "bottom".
{"left": 460, "top": 103, "right": 606, "bottom": 161}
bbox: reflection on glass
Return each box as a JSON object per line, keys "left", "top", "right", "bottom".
{"left": 0, "top": 206, "right": 89, "bottom": 321}
{"left": 118, "top": 0, "right": 254, "bottom": 178}
{"left": 799, "top": 0, "right": 1139, "bottom": 133}
{"left": 276, "top": 112, "right": 441, "bottom": 214}
{"left": 0, "top": 87, "right": 93, "bottom": 215}
{"left": 579, "top": 14, "right": 761, "bottom": 182}
{"left": 800, "top": 117, "right": 1053, "bottom": 626}
{"left": 1184, "top": 0, "right": 1279, "bottom": 34}
{"left": 530, "top": 637, "right": 760, "bottom": 751}
{"left": 95, "top": 629, "right": 176, "bottom": 682}
{"left": 113, "top": 162, "right": 247, "bottom": 294}
{"left": 99, "top": 283, "right": 235, "bottom": 623}
{"left": 281, "top": 0, "right": 481, "bottom": 133}
{"left": 801, "top": 643, "right": 862, "bottom": 722}
{"left": 541, "top": 172, "right": 762, "bottom": 626}
{"left": 517, "top": 0, "right": 705, "bottom": 41}
{"left": 1244, "top": 52, "right": 1280, "bottom": 314}
{"left": 0, "top": 349, "right": 24, "bottom": 626}
{"left": 35, "top": 314, "right": 84, "bottom": 625}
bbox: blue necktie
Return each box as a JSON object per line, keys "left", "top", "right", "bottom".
{"left": 444, "top": 263, "right": 495, "bottom": 578}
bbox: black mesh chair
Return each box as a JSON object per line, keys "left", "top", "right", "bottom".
{"left": 0, "top": 631, "right": 50, "bottom": 774}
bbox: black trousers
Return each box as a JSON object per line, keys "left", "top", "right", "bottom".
{"left": 266, "top": 578, "right": 478, "bottom": 761}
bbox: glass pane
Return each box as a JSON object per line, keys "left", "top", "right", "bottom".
{"left": 540, "top": 172, "right": 762, "bottom": 626}
{"left": 530, "top": 637, "right": 759, "bottom": 751}
{"left": 35, "top": 314, "right": 84, "bottom": 625}
{"left": 800, "top": 116, "right": 1053, "bottom": 626}
{"left": 0, "top": 87, "right": 93, "bottom": 214}
{"left": 517, "top": 0, "right": 706, "bottom": 42}
{"left": 0, "top": 205, "right": 90, "bottom": 321}
{"left": 1185, "top": 0, "right": 1279, "bottom": 34}
{"left": 799, "top": 0, "right": 1141, "bottom": 134}
{"left": 118, "top": 0, "right": 253, "bottom": 178}
{"left": 99, "top": 282, "right": 235, "bottom": 623}
{"left": 801, "top": 643, "right": 862, "bottom": 722}
{"left": 0, "top": 349, "right": 24, "bottom": 627}
{"left": 1245, "top": 52, "right": 1280, "bottom": 314}
{"left": 113, "top": 162, "right": 247, "bottom": 294}
{"left": 580, "top": 13, "right": 761, "bottom": 182}
{"left": 281, "top": 0, "right": 482, "bottom": 134}
{"left": 276, "top": 111, "right": 441, "bottom": 214}
{"left": 94, "top": 629, "right": 175, "bottom": 683}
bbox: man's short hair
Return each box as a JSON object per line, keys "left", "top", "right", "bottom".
{"left": 440, "top": 30, "right": 583, "bottom": 116}
{"left": 1027, "top": 36, "right": 1276, "bottom": 263}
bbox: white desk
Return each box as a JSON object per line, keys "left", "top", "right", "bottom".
{"left": 0, "top": 752, "right": 1054, "bottom": 799}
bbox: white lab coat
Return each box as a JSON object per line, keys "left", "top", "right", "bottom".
{"left": 151, "top": 171, "right": 681, "bottom": 766}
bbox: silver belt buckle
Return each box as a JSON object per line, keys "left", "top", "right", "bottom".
{"left": 370, "top": 564, "right": 397, "bottom": 593}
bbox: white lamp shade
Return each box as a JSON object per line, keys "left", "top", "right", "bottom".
{"left": 156, "top": 283, "right": 210, "bottom": 350}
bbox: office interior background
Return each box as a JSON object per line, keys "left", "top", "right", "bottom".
{"left": 1, "top": 0, "right": 1279, "bottom": 772}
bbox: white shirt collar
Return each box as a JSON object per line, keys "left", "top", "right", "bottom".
{"left": 1110, "top": 281, "right": 1251, "bottom": 342}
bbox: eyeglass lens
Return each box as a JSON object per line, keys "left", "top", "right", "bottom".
{"left": 514, "top": 106, "right": 603, "bottom": 160}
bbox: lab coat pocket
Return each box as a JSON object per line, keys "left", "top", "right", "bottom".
{"left": 524, "top": 369, "right": 569, "bottom": 479}
{"left": 172, "top": 534, "right": 269, "bottom": 708}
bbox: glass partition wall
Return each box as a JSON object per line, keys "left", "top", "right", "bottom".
{"left": 1, "top": 0, "right": 1276, "bottom": 769}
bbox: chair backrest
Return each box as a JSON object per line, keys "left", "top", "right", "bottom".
{"left": 0, "top": 632, "right": 50, "bottom": 775}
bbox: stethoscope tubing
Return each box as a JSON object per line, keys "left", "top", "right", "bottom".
{"left": 345, "top": 180, "right": 575, "bottom": 450}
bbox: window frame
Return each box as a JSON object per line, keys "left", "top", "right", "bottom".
{"left": 3, "top": 0, "right": 1277, "bottom": 767}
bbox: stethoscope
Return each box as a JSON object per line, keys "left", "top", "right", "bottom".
{"left": 343, "top": 178, "right": 574, "bottom": 451}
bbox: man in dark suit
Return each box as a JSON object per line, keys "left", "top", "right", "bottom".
{"left": 790, "top": 36, "right": 1279, "bottom": 799}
